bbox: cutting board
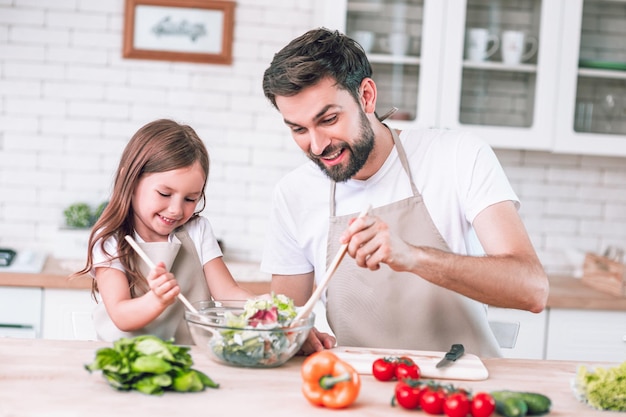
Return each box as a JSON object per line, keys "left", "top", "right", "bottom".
{"left": 331, "top": 346, "right": 489, "bottom": 381}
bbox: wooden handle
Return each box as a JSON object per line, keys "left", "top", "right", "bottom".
{"left": 293, "top": 204, "right": 371, "bottom": 323}
{"left": 124, "top": 235, "right": 198, "bottom": 314}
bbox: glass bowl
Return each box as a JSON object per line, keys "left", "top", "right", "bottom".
{"left": 185, "top": 300, "right": 314, "bottom": 368}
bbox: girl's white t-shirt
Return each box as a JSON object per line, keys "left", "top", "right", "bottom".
{"left": 260, "top": 128, "right": 519, "bottom": 287}
{"left": 90, "top": 215, "right": 222, "bottom": 277}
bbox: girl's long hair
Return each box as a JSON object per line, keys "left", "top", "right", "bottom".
{"left": 74, "top": 119, "right": 210, "bottom": 299}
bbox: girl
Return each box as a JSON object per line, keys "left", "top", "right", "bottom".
{"left": 77, "top": 119, "right": 255, "bottom": 344}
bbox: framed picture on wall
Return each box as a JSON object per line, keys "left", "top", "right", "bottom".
{"left": 123, "top": 0, "right": 235, "bottom": 65}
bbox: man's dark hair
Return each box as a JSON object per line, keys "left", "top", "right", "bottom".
{"left": 262, "top": 28, "right": 373, "bottom": 109}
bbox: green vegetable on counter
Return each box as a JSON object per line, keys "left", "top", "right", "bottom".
{"left": 574, "top": 361, "right": 626, "bottom": 411}
{"left": 491, "top": 390, "right": 551, "bottom": 417}
{"left": 85, "top": 335, "right": 219, "bottom": 395}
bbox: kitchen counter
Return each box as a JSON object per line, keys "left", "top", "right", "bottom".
{"left": 0, "top": 257, "right": 270, "bottom": 293}
{"left": 1, "top": 257, "right": 625, "bottom": 311}
{"left": 0, "top": 337, "right": 616, "bottom": 416}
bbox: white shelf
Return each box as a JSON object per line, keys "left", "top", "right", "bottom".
{"left": 578, "top": 68, "right": 626, "bottom": 80}
{"left": 368, "top": 53, "right": 420, "bottom": 65}
{"left": 462, "top": 60, "right": 538, "bottom": 73}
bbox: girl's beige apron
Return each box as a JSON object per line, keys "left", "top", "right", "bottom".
{"left": 93, "top": 227, "right": 209, "bottom": 345}
{"left": 325, "top": 128, "right": 501, "bottom": 357}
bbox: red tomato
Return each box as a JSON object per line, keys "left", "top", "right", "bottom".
{"left": 395, "top": 357, "right": 420, "bottom": 380}
{"left": 444, "top": 392, "right": 471, "bottom": 417}
{"left": 372, "top": 358, "right": 396, "bottom": 381}
{"left": 394, "top": 380, "right": 423, "bottom": 410}
{"left": 420, "top": 387, "right": 447, "bottom": 415}
{"left": 471, "top": 392, "right": 496, "bottom": 417}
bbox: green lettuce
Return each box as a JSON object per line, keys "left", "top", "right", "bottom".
{"left": 575, "top": 361, "right": 626, "bottom": 411}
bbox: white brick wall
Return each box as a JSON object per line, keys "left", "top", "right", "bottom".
{"left": 1, "top": 0, "right": 625, "bottom": 277}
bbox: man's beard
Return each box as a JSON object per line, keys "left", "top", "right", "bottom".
{"left": 310, "top": 110, "right": 375, "bottom": 183}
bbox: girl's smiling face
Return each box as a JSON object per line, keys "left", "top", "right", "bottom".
{"left": 131, "top": 161, "right": 206, "bottom": 242}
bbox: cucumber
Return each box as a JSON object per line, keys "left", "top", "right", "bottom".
{"left": 516, "top": 392, "right": 551, "bottom": 415}
{"left": 495, "top": 396, "right": 528, "bottom": 417}
{"left": 491, "top": 390, "right": 552, "bottom": 417}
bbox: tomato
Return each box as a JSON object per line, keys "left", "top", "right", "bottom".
{"left": 395, "top": 357, "right": 420, "bottom": 380}
{"left": 470, "top": 392, "right": 496, "bottom": 417}
{"left": 444, "top": 392, "right": 471, "bottom": 417}
{"left": 394, "top": 380, "right": 423, "bottom": 410}
{"left": 420, "top": 387, "right": 447, "bottom": 415}
{"left": 372, "top": 358, "right": 396, "bottom": 381}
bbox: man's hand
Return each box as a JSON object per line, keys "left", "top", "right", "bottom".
{"left": 298, "top": 327, "right": 336, "bottom": 356}
{"left": 340, "top": 214, "right": 415, "bottom": 272}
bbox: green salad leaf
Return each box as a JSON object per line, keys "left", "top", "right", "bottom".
{"left": 575, "top": 361, "right": 626, "bottom": 411}
{"left": 85, "top": 335, "right": 219, "bottom": 395}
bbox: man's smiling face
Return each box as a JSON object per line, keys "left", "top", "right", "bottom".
{"left": 276, "top": 77, "right": 375, "bottom": 182}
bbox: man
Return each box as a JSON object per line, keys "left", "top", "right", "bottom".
{"left": 260, "top": 28, "right": 548, "bottom": 357}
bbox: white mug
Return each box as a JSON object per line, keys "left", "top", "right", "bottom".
{"left": 465, "top": 28, "right": 499, "bottom": 62}
{"left": 501, "top": 30, "right": 538, "bottom": 65}
{"left": 382, "top": 32, "right": 411, "bottom": 56}
{"left": 351, "top": 30, "right": 375, "bottom": 53}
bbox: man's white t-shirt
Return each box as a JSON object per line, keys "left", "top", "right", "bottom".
{"left": 260, "top": 128, "right": 519, "bottom": 289}
{"left": 91, "top": 215, "right": 222, "bottom": 277}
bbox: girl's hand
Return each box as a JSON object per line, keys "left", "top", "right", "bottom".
{"left": 147, "top": 261, "right": 180, "bottom": 306}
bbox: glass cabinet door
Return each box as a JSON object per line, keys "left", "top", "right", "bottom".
{"left": 459, "top": 1, "right": 542, "bottom": 128}
{"left": 555, "top": 0, "right": 626, "bottom": 156}
{"left": 439, "top": 0, "right": 561, "bottom": 150}
{"left": 345, "top": 0, "right": 422, "bottom": 121}
{"left": 574, "top": 0, "right": 626, "bottom": 135}
{"left": 317, "top": 0, "right": 445, "bottom": 128}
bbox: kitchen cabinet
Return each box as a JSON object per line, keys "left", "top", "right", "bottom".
{"left": 545, "top": 308, "right": 626, "bottom": 362}
{"left": 41, "top": 288, "right": 97, "bottom": 340}
{"left": 489, "top": 306, "right": 626, "bottom": 362}
{"left": 0, "top": 287, "right": 42, "bottom": 338}
{"left": 554, "top": 0, "right": 626, "bottom": 156}
{"left": 317, "top": 0, "right": 626, "bottom": 156}
{"left": 487, "top": 307, "right": 547, "bottom": 360}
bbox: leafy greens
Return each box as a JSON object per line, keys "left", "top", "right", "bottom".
{"left": 574, "top": 361, "right": 626, "bottom": 411}
{"left": 85, "top": 335, "right": 219, "bottom": 395}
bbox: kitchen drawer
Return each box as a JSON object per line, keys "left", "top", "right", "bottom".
{"left": 0, "top": 287, "right": 42, "bottom": 338}
{"left": 545, "top": 309, "right": 626, "bottom": 362}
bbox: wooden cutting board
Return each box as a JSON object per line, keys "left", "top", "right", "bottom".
{"left": 331, "top": 346, "right": 489, "bottom": 381}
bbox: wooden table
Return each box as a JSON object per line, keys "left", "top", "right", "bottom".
{"left": 0, "top": 338, "right": 616, "bottom": 416}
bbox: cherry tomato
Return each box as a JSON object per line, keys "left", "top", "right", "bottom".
{"left": 420, "top": 387, "right": 447, "bottom": 415}
{"left": 394, "top": 380, "right": 423, "bottom": 410}
{"left": 471, "top": 392, "right": 496, "bottom": 417}
{"left": 372, "top": 358, "right": 396, "bottom": 381}
{"left": 395, "top": 357, "right": 420, "bottom": 380}
{"left": 444, "top": 392, "right": 471, "bottom": 417}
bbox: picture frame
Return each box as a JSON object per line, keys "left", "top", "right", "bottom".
{"left": 123, "top": 0, "right": 235, "bottom": 65}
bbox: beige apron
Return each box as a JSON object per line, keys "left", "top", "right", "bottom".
{"left": 93, "top": 227, "right": 210, "bottom": 345}
{"left": 325, "top": 128, "right": 501, "bottom": 357}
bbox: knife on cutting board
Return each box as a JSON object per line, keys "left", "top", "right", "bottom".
{"left": 436, "top": 344, "right": 465, "bottom": 368}
{"left": 330, "top": 345, "right": 488, "bottom": 381}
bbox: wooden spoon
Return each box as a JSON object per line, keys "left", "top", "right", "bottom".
{"left": 292, "top": 204, "right": 372, "bottom": 323}
{"left": 124, "top": 235, "right": 199, "bottom": 314}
